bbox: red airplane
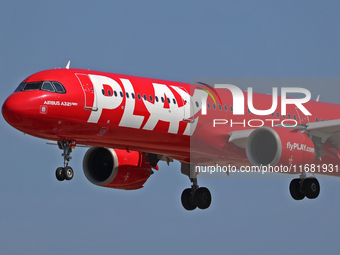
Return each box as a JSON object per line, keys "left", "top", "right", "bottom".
{"left": 3, "top": 65, "right": 340, "bottom": 210}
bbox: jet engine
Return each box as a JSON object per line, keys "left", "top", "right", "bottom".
{"left": 246, "top": 126, "right": 315, "bottom": 167}
{"left": 83, "top": 147, "right": 152, "bottom": 190}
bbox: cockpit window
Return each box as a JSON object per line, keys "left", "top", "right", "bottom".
{"left": 14, "top": 83, "right": 25, "bottom": 92}
{"left": 23, "top": 82, "right": 42, "bottom": 91}
{"left": 41, "top": 81, "right": 55, "bottom": 92}
{"left": 52, "top": 82, "right": 66, "bottom": 93}
{"left": 14, "top": 81, "right": 66, "bottom": 94}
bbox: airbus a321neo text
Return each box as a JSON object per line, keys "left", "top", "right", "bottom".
{"left": 3, "top": 66, "right": 340, "bottom": 210}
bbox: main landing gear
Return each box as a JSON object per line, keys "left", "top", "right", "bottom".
{"left": 180, "top": 163, "right": 212, "bottom": 210}
{"left": 55, "top": 141, "right": 74, "bottom": 181}
{"left": 289, "top": 173, "right": 320, "bottom": 200}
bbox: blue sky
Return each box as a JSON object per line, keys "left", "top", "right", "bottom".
{"left": 1, "top": 1, "right": 340, "bottom": 254}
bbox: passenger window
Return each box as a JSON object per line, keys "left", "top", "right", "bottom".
{"left": 137, "top": 94, "right": 141, "bottom": 100}
{"left": 132, "top": 93, "right": 135, "bottom": 99}
{"left": 42, "top": 81, "right": 55, "bottom": 92}
{"left": 143, "top": 94, "right": 147, "bottom": 100}
{"left": 155, "top": 96, "right": 159, "bottom": 102}
{"left": 288, "top": 114, "right": 291, "bottom": 119}
{"left": 276, "top": 112, "right": 280, "bottom": 118}
{"left": 195, "top": 101, "right": 199, "bottom": 107}
{"left": 224, "top": 105, "right": 228, "bottom": 111}
{"left": 108, "top": 90, "right": 112, "bottom": 96}
{"left": 293, "top": 114, "right": 297, "bottom": 120}
{"left": 120, "top": 91, "right": 123, "bottom": 97}
{"left": 114, "top": 91, "right": 118, "bottom": 97}
{"left": 213, "top": 104, "right": 216, "bottom": 110}
{"left": 316, "top": 117, "right": 319, "bottom": 122}
{"left": 173, "top": 98, "right": 176, "bottom": 104}
{"left": 282, "top": 115, "right": 285, "bottom": 119}
{"left": 247, "top": 108, "right": 251, "bottom": 114}
{"left": 102, "top": 89, "right": 105, "bottom": 96}
{"left": 230, "top": 106, "right": 233, "bottom": 112}
{"left": 126, "top": 92, "right": 129, "bottom": 98}
{"left": 149, "top": 95, "right": 153, "bottom": 102}
{"left": 161, "top": 97, "right": 164, "bottom": 103}
{"left": 218, "top": 104, "right": 222, "bottom": 111}
{"left": 207, "top": 103, "right": 211, "bottom": 109}
{"left": 167, "top": 98, "right": 170, "bottom": 104}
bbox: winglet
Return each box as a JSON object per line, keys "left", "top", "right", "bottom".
{"left": 66, "top": 60, "right": 71, "bottom": 69}
{"left": 316, "top": 95, "right": 320, "bottom": 102}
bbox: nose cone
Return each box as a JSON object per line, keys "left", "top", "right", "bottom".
{"left": 2, "top": 93, "right": 31, "bottom": 129}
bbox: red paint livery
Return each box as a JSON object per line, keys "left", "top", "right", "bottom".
{"left": 3, "top": 68, "right": 340, "bottom": 210}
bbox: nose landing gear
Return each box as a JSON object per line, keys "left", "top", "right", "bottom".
{"left": 55, "top": 141, "right": 75, "bottom": 181}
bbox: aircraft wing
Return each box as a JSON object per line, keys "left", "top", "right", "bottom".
{"left": 305, "top": 119, "right": 340, "bottom": 144}
{"left": 46, "top": 141, "right": 90, "bottom": 147}
{"left": 228, "top": 119, "right": 340, "bottom": 159}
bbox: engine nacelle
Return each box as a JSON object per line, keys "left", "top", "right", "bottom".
{"left": 83, "top": 147, "right": 152, "bottom": 190}
{"left": 246, "top": 126, "right": 315, "bottom": 167}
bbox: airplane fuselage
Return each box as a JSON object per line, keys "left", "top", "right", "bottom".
{"left": 3, "top": 68, "right": 340, "bottom": 167}
{"left": 3, "top": 68, "right": 340, "bottom": 209}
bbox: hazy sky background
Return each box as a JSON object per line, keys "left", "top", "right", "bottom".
{"left": 1, "top": 1, "right": 340, "bottom": 254}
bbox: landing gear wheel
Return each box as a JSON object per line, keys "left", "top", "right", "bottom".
{"left": 181, "top": 188, "right": 197, "bottom": 211}
{"left": 63, "top": 166, "right": 74, "bottom": 181}
{"left": 56, "top": 167, "right": 65, "bottom": 181}
{"left": 303, "top": 177, "right": 320, "bottom": 199}
{"left": 55, "top": 140, "right": 75, "bottom": 182}
{"left": 194, "top": 187, "right": 212, "bottom": 209}
{"left": 289, "top": 178, "right": 305, "bottom": 200}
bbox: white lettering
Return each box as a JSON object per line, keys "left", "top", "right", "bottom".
{"left": 87, "top": 75, "right": 123, "bottom": 123}
{"left": 248, "top": 87, "right": 278, "bottom": 115}
{"left": 142, "top": 83, "right": 183, "bottom": 134}
{"left": 281, "top": 87, "right": 311, "bottom": 115}
{"left": 230, "top": 119, "right": 246, "bottom": 127}
{"left": 247, "top": 119, "right": 264, "bottom": 128}
{"left": 214, "top": 84, "right": 244, "bottom": 115}
{"left": 209, "top": 84, "right": 311, "bottom": 116}
{"left": 119, "top": 79, "right": 144, "bottom": 129}
{"left": 213, "top": 119, "right": 228, "bottom": 127}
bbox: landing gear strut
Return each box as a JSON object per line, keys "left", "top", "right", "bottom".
{"left": 289, "top": 173, "right": 320, "bottom": 200}
{"left": 180, "top": 163, "right": 212, "bottom": 210}
{"left": 55, "top": 141, "right": 75, "bottom": 181}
